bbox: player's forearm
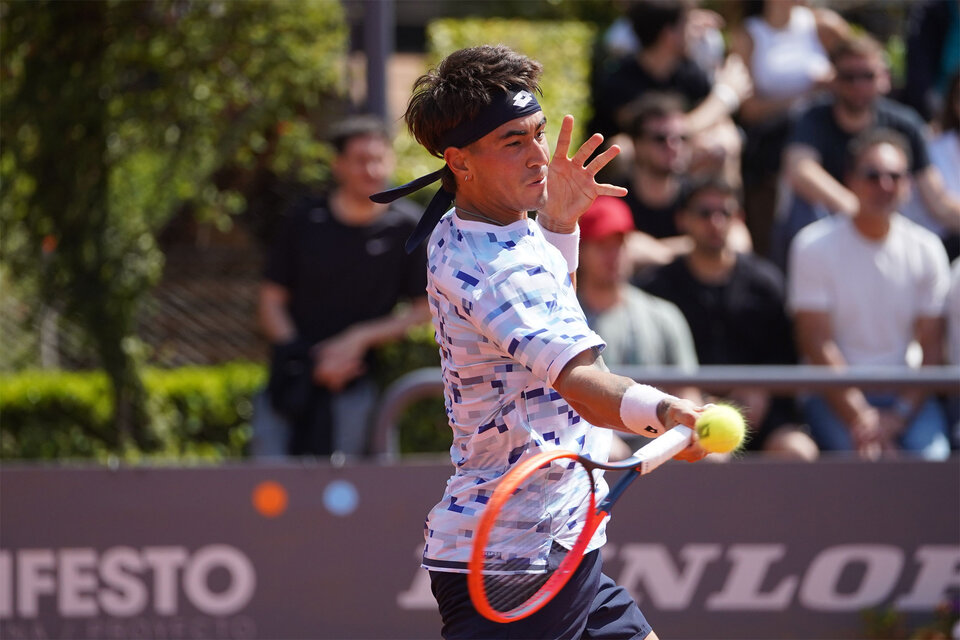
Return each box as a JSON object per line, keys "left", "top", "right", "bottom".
{"left": 554, "top": 351, "right": 676, "bottom": 437}
{"left": 553, "top": 351, "right": 636, "bottom": 431}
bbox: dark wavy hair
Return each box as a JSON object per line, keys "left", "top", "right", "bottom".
{"left": 845, "top": 128, "right": 913, "bottom": 177}
{"left": 404, "top": 45, "right": 543, "bottom": 192}
{"left": 623, "top": 91, "right": 688, "bottom": 140}
{"left": 628, "top": 0, "right": 691, "bottom": 49}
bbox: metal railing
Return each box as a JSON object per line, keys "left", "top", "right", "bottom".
{"left": 370, "top": 365, "right": 960, "bottom": 459}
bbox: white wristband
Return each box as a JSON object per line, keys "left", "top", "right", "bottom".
{"left": 713, "top": 83, "right": 741, "bottom": 113}
{"left": 620, "top": 384, "right": 671, "bottom": 437}
{"left": 539, "top": 223, "right": 580, "bottom": 273}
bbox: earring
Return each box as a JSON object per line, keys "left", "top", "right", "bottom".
{"left": 464, "top": 174, "right": 471, "bottom": 182}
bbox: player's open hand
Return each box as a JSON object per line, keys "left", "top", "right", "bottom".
{"left": 539, "top": 115, "right": 628, "bottom": 233}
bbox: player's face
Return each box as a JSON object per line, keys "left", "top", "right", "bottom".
{"left": 833, "top": 54, "right": 886, "bottom": 113}
{"left": 847, "top": 143, "right": 910, "bottom": 217}
{"left": 333, "top": 134, "right": 395, "bottom": 201}
{"left": 579, "top": 233, "right": 628, "bottom": 288}
{"left": 458, "top": 112, "right": 550, "bottom": 217}
{"left": 634, "top": 114, "right": 689, "bottom": 175}
{"left": 677, "top": 189, "right": 738, "bottom": 253}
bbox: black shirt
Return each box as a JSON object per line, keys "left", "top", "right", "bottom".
{"left": 592, "top": 56, "right": 712, "bottom": 139}
{"left": 788, "top": 96, "right": 931, "bottom": 180}
{"left": 622, "top": 184, "right": 684, "bottom": 239}
{"left": 264, "top": 195, "right": 427, "bottom": 345}
{"left": 637, "top": 253, "right": 795, "bottom": 366}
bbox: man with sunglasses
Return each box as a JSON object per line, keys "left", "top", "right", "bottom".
{"left": 619, "top": 92, "right": 752, "bottom": 277}
{"left": 775, "top": 33, "right": 960, "bottom": 271}
{"left": 787, "top": 129, "right": 952, "bottom": 460}
{"left": 638, "top": 177, "right": 818, "bottom": 460}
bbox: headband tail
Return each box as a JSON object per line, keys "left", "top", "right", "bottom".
{"left": 370, "top": 167, "right": 446, "bottom": 204}
{"left": 404, "top": 186, "right": 454, "bottom": 253}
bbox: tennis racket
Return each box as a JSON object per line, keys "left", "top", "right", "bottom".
{"left": 467, "top": 425, "right": 694, "bottom": 623}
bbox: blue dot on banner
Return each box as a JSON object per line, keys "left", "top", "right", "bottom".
{"left": 323, "top": 480, "right": 359, "bottom": 516}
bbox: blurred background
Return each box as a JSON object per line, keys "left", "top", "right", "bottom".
{"left": 3, "top": 0, "right": 954, "bottom": 463}
{"left": 1, "top": 2, "right": 959, "bottom": 639}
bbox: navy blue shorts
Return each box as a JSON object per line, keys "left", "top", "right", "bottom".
{"left": 429, "top": 550, "right": 652, "bottom": 640}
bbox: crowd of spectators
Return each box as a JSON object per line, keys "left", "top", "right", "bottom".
{"left": 585, "top": 0, "right": 959, "bottom": 460}
{"left": 256, "top": 0, "right": 958, "bottom": 461}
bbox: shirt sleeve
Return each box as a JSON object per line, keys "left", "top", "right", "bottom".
{"left": 787, "top": 228, "right": 833, "bottom": 314}
{"left": 471, "top": 263, "right": 605, "bottom": 385}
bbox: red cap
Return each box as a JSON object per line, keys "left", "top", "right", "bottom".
{"left": 579, "top": 196, "right": 635, "bottom": 241}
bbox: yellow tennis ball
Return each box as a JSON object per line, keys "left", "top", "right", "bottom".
{"left": 695, "top": 404, "right": 746, "bottom": 454}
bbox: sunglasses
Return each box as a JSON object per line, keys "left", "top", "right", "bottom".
{"left": 858, "top": 169, "right": 906, "bottom": 184}
{"left": 641, "top": 132, "right": 689, "bottom": 145}
{"left": 837, "top": 70, "right": 877, "bottom": 84}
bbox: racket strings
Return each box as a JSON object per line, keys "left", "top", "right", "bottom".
{"left": 474, "top": 457, "right": 596, "bottom": 618}
{"left": 480, "top": 542, "right": 570, "bottom": 614}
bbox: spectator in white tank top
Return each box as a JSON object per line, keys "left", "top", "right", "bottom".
{"left": 729, "top": 0, "right": 849, "bottom": 259}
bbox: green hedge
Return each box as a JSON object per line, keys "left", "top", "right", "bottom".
{"left": 0, "top": 334, "right": 449, "bottom": 461}
{"left": 0, "top": 362, "right": 265, "bottom": 461}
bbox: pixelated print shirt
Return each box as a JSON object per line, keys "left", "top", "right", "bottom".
{"left": 421, "top": 211, "right": 612, "bottom": 573}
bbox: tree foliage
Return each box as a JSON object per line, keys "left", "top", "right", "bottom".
{"left": 0, "top": 0, "right": 347, "bottom": 445}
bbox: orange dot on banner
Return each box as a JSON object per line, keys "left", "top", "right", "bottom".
{"left": 252, "top": 481, "right": 288, "bottom": 518}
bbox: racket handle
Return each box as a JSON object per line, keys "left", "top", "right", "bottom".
{"left": 634, "top": 425, "right": 694, "bottom": 475}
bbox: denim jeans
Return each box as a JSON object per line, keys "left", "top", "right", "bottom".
{"left": 802, "top": 393, "right": 951, "bottom": 460}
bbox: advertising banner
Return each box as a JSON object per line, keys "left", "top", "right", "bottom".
{"left": 1, "top": 459, "right": 957, "bottom": 639}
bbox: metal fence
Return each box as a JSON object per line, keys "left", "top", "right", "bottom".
{"left": 370, "top": 365, "right": 960, "bottom": 459}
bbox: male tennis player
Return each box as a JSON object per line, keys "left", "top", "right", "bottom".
{"left": 373, "top": 45, "right": 708, "bottom": 640}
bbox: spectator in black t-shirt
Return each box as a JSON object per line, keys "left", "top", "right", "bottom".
{"left": 256, "top": 116, "right": 429, "bottom": 457}
{"left": 638, "top": 177, "right": 818, "bottom": 460}
{"left": 775, "top": 32, "right": 960, "bottom": 271}
{"left": 590, "top": 0, "right": 752, "bottom": 185}
{"left": 619, "top": 92, "right": 753, "bottom": 277}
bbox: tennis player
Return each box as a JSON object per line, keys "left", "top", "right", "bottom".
{"left": 373, "top": 45, "right": 708, "bottom": 640}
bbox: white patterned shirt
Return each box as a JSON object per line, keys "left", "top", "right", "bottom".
{"left": 421, "top": 211, "right": 612, "bottom": 573}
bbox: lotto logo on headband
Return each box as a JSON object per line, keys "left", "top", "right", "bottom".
{"left": 513, "top": 91, "right": 533, "bottom": 108}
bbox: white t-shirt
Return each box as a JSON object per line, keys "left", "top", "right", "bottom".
{"left": 787, "top": 214, "right": 950, "bottom": 366}
{"left": 421, "top": 211, "right": 610, "bottom": 573}
{"left": 745, "top": 6, "right": 830, "bottom": 100}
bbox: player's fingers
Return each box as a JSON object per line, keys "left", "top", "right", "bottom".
{"left": 553, "top": 114, "right": 575, "bottom": 160}
{"left": 596, "top": 184, "right": 629, "bottom": 198}
{"left": 585, "top": 144, "right": 621, "bottom": 175}
{"left": 570, "top": 133, "right": 605, "bottom": 167}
